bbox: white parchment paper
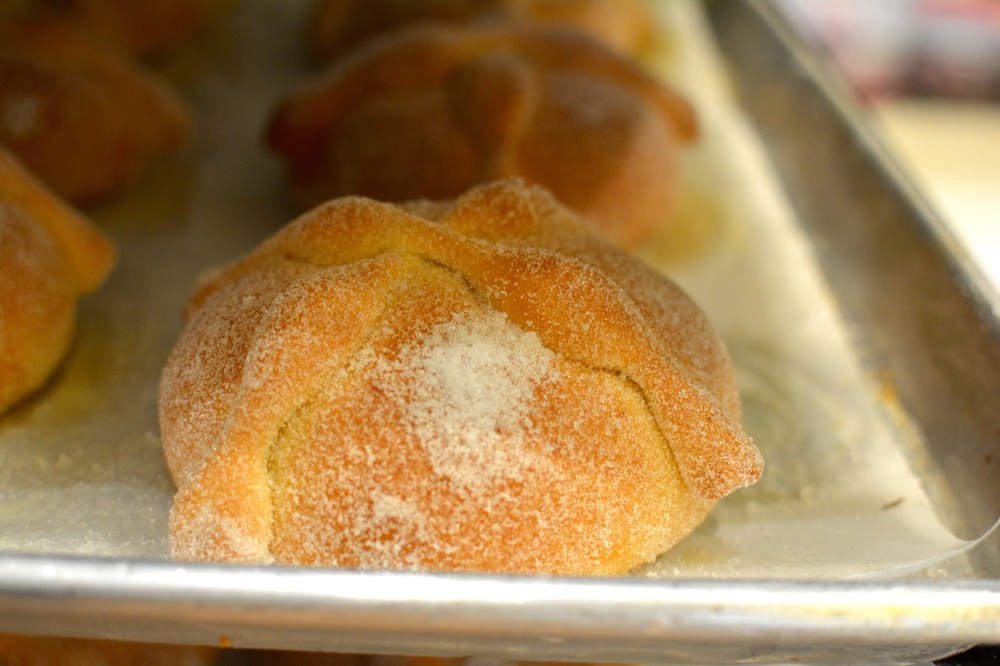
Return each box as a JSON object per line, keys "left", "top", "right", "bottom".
{"left": 637, "top": 2, "right": 997, "bottom": 579}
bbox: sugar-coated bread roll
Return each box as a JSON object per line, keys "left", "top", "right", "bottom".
{"left": 160, "top": 179, "right": 761, "bottom": 575}
{"left": 0, "top": 15, "right": 192, "bottom": 204}
{"left": 0, "top": 633, "right": 217, "bottom": 666}
{"left": 0, "top": 147, "right": 115, "bottom": 413}
{"left": 267, "top": 23, "right": 696, "bottom": 249}
{"left": 307, "top": 0, "right": 653, "bottom": 64}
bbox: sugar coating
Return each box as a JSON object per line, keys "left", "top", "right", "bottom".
{"left": 0, "top": 202, "right": 75, "bottom": 412}
{"left": 0, "top": 150, "right": 115, "bottom": 413}
{"left": 267, "top": 324, "right": 683, "bottom": 573}
{"left": 366, "top": 310, "right": 560, "bottom": 493}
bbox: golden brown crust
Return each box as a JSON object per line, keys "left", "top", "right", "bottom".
{"left": 0, "top": 15, "right": 193, "bottom": 204}
{"left": 267, "top": 22, "right": 696, "bottom": 249}
{"left": 306, "top": 0, "right": 653, "bottom": 64}
{"left": 161, "top": 179, "right": 760, "bottom": 574}
{"left": 0, "top": 147, "right": 115, "bottom": 413}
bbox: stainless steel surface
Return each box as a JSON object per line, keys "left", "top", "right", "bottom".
{"left": 0, "top": 554, "right": 997, "bottom": 663}
{"left": 1, "top": 2, "right": 999, "bottom": 663}
{"left": 706, "top": 0, "right": 1000, "bottom": 552}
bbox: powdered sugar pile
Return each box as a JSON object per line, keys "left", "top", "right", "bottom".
{"left": 362, "top": 310, "right": 561, "bottom": 494}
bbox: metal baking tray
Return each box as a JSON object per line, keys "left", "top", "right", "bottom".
{"left": 2, "top": 1, "right": 1000, "bottom": 663}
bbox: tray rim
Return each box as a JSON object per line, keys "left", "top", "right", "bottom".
{"left": 2, "top": 552, "right": 1000, "bottom": 648}
{"left": 740, "top": 0, "right": 1000, "bottom": 328}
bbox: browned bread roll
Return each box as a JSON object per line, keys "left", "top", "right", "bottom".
{"left": 0, "top": 147, "right": 115, "bottom": 413}
{"left": 307, "top": 0, "right": 653, "bottom": 64}
{"left": 160, "top": 179, "right": 761, "bottom": 574}
{"left": 0, "top": 14, "right": 192, "bottom": 204}
{"left": 267, "top": 22, "right": 696, "bottom": 250}
{"left": 0, "top": 633, "right": 217, "bottom": 666}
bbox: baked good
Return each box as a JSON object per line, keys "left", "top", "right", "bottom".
{"left": 0, "top": 14, "right": 192, "bottom": 204}
{"left": 247, "top": 654, "right": 614, "bottom": 666}
{"left": 160, "top": 179, "right": 761, "bottom": 574}
{"left": 306, "top": 0, "right": 653, "bottom": 64}
{"left": 267, "top": 22, "right": 696, "bottom": 249}
{"left": 0, "top": 147, "right": 115, "bottom": 413}
{"left": 242, "top": 651, "right": 368, "bottom": 666}
{"left": 38, "top": 0, "right": 239, "bottom": 57}
{"left": 0, "top": 633, "right": 217, "bottom": 666}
